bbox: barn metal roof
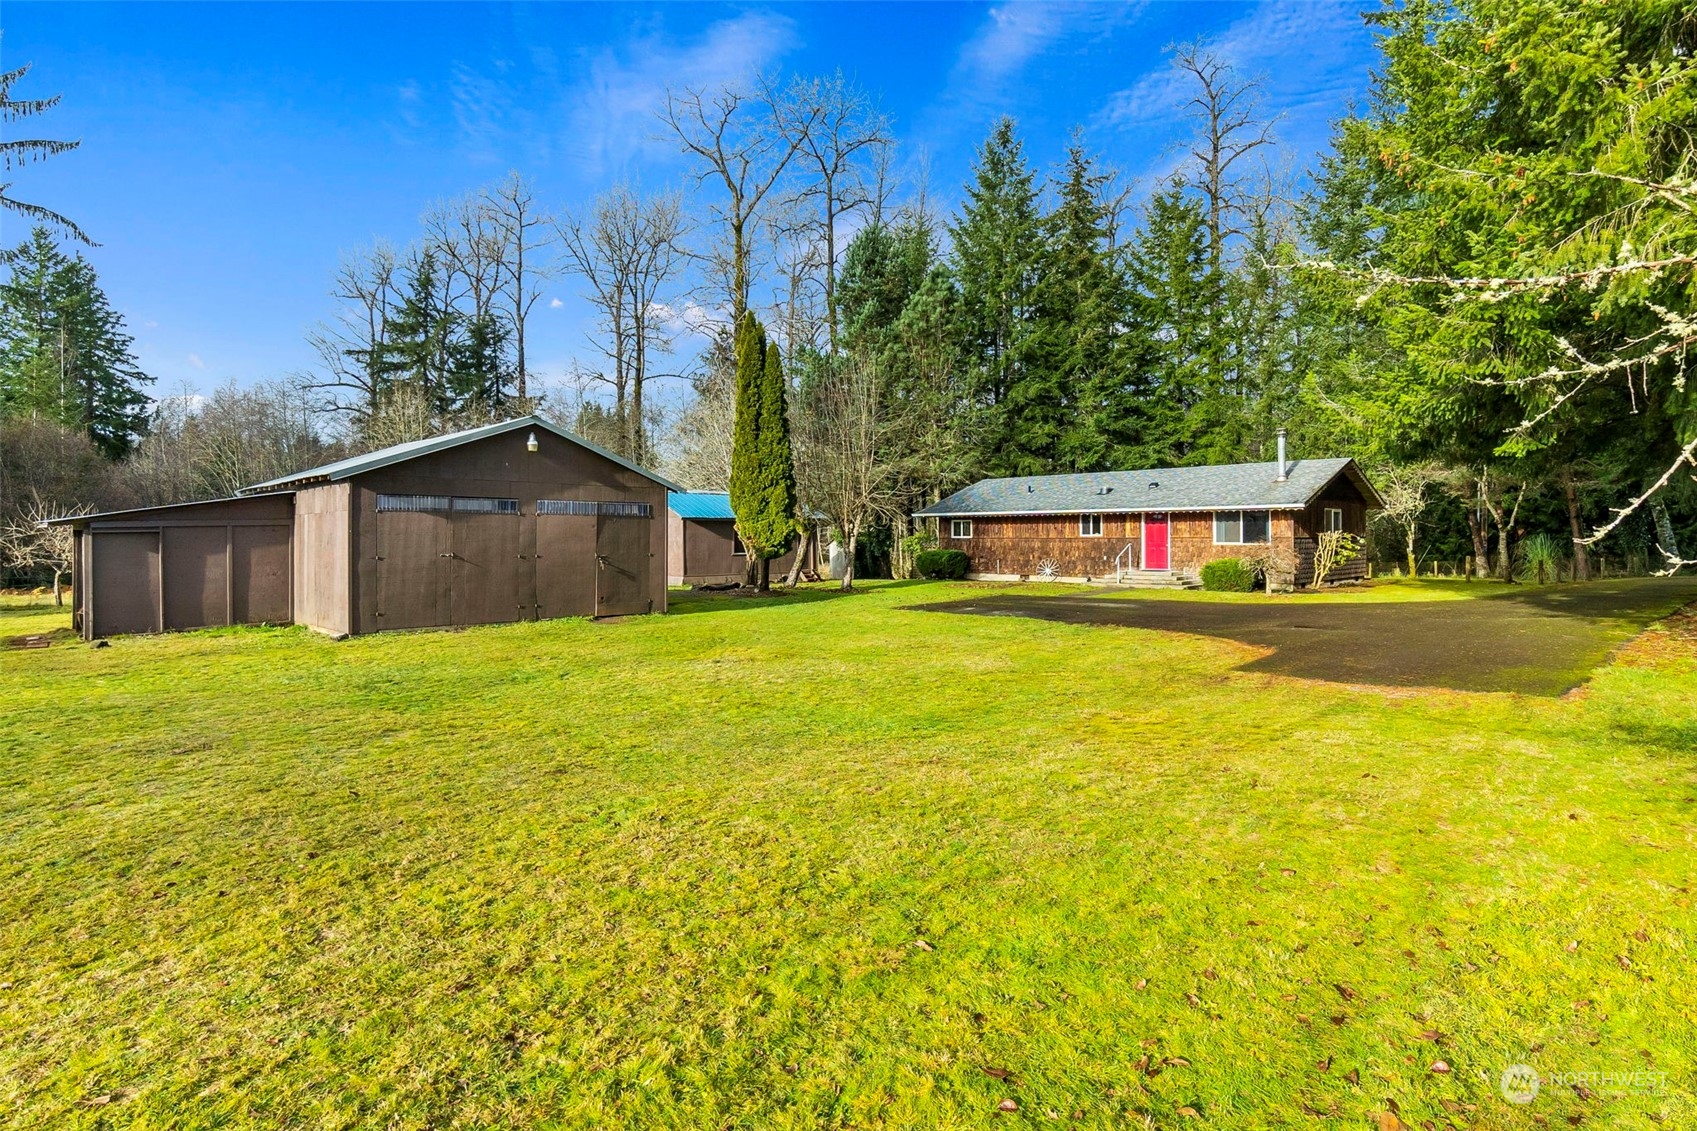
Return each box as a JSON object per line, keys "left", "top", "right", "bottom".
{"left": 914, "top": 458, "right": 1380, "bottom": 517}
{"left": 668, "top": 491, "right": 737, "bottom": 520}
{"left": 240, "top": 414, "right": 683, "bottom": 494}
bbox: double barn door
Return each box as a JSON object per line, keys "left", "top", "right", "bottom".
{"left": 374, "top": 496, "right": 651, "bottom": 629}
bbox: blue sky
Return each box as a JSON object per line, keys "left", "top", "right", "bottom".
{"left": 1, "top": 2, "right": 1382, "bottom": 404}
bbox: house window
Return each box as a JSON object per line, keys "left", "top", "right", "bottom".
{"left": 950, "top": 518, "right": 973, "bottom": 539}
{"left": 1213, "top": 510, "right": 1270, "bottom": 544}
{"left": 1079, "top": 514, "right": 1103, "bottom": 537}
{"left": 1323, "top": 507, "right": 1344, "bottom": 533}
{"left": 732, "top": 530, "right": 746, "bottom": 556}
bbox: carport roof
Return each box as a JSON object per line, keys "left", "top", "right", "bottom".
{"left": 240, "top": 415, "right": 684, "bottom": 494}
{"left": 914, "top": 458, "right": 1380, "bottom": 517}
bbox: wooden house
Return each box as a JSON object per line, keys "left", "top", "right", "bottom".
{"left": 915, "top": 438, "right": 1380, "bottom": 588}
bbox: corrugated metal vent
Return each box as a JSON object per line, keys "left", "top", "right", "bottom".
{"left": 537, "top": 500, "right": 652, "bottom": 518}
{"left": 376, "top": 494, "right": 450, "bottom": 512}
{"left": 451, "top": 497, "right": 520, "bottom": 514}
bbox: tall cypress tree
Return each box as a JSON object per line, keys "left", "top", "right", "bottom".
{"left": 728, "top": 310, "right": 796, "bottom": 589}
{"left": 0, "top": 226, "right": 150, "bottom": 458}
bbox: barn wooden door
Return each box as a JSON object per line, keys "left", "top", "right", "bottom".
{"left": 90, "top": 530, "right": 160, "bottom": 636}
{"left": 448, "top": 500, "right": 525, "bottom": 626}
{"left": 594, "top": 513, "right": 650, "bottom": 616}
{"left": 375, "top": 506, "right": 449, "bottom": 629}
{"left": 535, "top": 509, "right": 596, "bottom": 619}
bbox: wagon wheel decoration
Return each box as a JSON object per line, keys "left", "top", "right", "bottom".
{"left": 1036, "top": 558, "right": 1060, "bottom": 580}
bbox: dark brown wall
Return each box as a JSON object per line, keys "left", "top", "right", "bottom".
{"left": 1292, "top": 478, "right": 1372, "bottom": 585}
{"left": 347, "top": 428, "right": 668, "bottom": 633}
{"left": 672, "top": 517, "right": 815, "bottom": 584}
{"left": 78, "top": 494, "right": 295, "bottom": 638}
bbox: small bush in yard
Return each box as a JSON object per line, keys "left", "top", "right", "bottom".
{"left": 915, "top": 549, "right": 970, "bottom": 580}
{"left": 1201, "top": 557, "right": 1257, "bottom": 592}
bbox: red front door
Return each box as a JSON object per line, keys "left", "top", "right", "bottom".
{"left": 1143, "top": 513, "right": 1170, "bottom": 570}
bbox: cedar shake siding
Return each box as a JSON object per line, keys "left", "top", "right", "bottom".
{"left": 921, "top": 457, "right": 1380, "bottom": 587}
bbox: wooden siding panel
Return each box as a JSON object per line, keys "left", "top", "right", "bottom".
{"left": 162, "top": 526, "right": 230, "bottom": 631}
{"left": 294, "top": 483, "right": 352, "bottom": 636}
{"left": 90, "top": 531, "right": 161, "bottom": 636}
{"left": 232, "top": 525, "right": 292, "bottom": 624}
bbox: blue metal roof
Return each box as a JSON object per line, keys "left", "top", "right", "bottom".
{"left": 240, "top": 414, "right": 684, "bottom": 494}
{"left": 914, "top": 458, "right": 1379, "bottom": 517}
{"left": 669, "top": 491, "right": 736, "bottom": 520}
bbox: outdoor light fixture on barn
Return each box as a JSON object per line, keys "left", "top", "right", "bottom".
{"left": 527, "top": 432, "right": 539, "bottom": 453}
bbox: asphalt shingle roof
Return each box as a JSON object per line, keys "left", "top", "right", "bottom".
{"left": 914, "top": 458, "right": 1373, "bottom": 517}
{"left": 240, "top": 414, "right": 683, "bottom": 494}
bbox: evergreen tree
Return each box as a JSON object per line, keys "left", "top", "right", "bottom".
{"left": 0, "top": 227, "right": 150, "bottom": 458}
{"left": 1028, "top": 143, "right": 1126, "bottom": 474}
{"left": 950, "top": 118, "right": 1043, "bottom": 475}
{"left": 729, "top": 311, "right": 796, "bottom": 590}
{"left": 0, "top": 60, "right": 92, "bottom": 244}
{"left": 1122, "top": 185, "right": 1212, "bottom": 467}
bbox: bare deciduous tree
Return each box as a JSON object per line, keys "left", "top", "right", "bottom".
{"left": 1170, "top": 43, "right": 1278, "bottom": 276}
{"left": 789, "top": 71, "right": 891, "bottom": 351}
{"left": 660, "top": 78, "right": 818, "bottom": 321}
{"left": 302, "top": 243, "right": 401, "bottom": 424}
{"left": 0, "top": 488, "right": 89, "bottom": 604}
{"left": 797, "top": 354, "right": 904, "bottom": 590}
{"left": 1371, "top": 461, "right": 1446, "bottom": 576}
{"left": 556, "top": 184, "right": 688, "bottom": 464}
{"left": 484, "top": 171, "right": 553, "bottom": 400}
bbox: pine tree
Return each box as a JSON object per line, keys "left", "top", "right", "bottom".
{"left": 729, "top": 311, "right": 796, "bottom": 589}
{"left": 950, "top": 118, "right": 1043, "bottom": 475}
{"left": 0, "top": 227, "right": 150, "bottom": 458}
{"left": 1122, "top": 185, "right": 1212, "bottom": 467}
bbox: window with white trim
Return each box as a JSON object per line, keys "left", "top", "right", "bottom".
{"left": 950, "top": 518, "right": 973, "bottom": 539}
{"left": 732, "top": 530, "right": 747, "bottom": 556}
{"left": 1213, "top": 510, "right": 1270, "bottom": 544}
{"left": 1323, "top": 507, "right": 1344, "bottom": 533}
{"left": 1079, "top": 514, "right": 1103, "bottom": 537}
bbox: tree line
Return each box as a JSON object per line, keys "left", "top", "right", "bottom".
{"left": 4, "top": 0, "right": 1695, "bottom": 592}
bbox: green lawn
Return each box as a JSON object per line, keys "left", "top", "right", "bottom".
{"left": 2, "top": 582, "right": 1693, "bottom": 1129}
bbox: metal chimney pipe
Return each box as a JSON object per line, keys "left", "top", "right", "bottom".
{"left": 1275, "top": 428, "right": 1288, "bottom": 481}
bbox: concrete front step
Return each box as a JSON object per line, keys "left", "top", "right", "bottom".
{"left": 1109, "top": 571, "right": 1202, "bottom": 590}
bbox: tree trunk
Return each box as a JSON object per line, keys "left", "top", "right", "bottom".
{"left": 1466, "top": 505, "right": 1491, "bottom": 578}
{"left": 783, "top": 524, "right": 815, "bottom": 588}
{"left": 1564, "top": 474, "right": 1591, "bottom": 581}
{"left": 840, "top": 530, "right": 858, "bottom": 591}
{"left": 1405, "top": 525, "right": 1417, "bottom": 578}
{"left": 758, "top": 555, "right": 771, "bottom": 592}
{"left": 53, "top": 570, "right": 64, "bottom": 607}
{"left": 1651, "top": 498, "right": 1681, "bottom": 567}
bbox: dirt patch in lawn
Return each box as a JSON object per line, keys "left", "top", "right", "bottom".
{"left": 912, "top": 577, "right": 1697, "bottom": 696}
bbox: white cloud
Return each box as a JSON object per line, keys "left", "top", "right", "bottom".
{"left": 550, "top": 297, "right": 565, "bottom": 309}
{"left": 561, "top": 11, "right": 801, "bottom": 180}
{"left": 920, "top": 2, "right": 1141, "bottom": 140}
{"left": 1092, "top": 0, "right": 1367, "bottom": 177}
{"left": 188, "top": 353, "right": 206, "bottom": 370}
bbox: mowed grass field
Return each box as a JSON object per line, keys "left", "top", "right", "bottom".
{"left": 1, "top": 582, "right": 1694, "bottom": 1130}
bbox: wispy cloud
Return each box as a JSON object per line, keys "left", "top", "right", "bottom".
{"left": 919, "top": 2, "right": 1141, "bottom": 142}
{"left": 188, "top": 353, "right": 206, "bottom": 370}
{"left": 549, "top": 297, "right": 565, "bottom": 309}
{"left": 1092, "top": 1, "right": 1369, "bottom": 180}
{"left": 561, "top": 11, "right": 800, "bottom": 181}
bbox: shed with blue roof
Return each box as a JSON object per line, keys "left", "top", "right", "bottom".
{"left": 667, "top": 491, "right": 823, "bottom": 586}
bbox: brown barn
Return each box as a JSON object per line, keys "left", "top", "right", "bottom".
{"left": 916, "top": 442, "right": 1380, "bottom": 588}
{"left": 56, "top": 415, "right": 681, "bottom": 638}
{"left": 666, "top": 491, "right": 821, "bottom": 586}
